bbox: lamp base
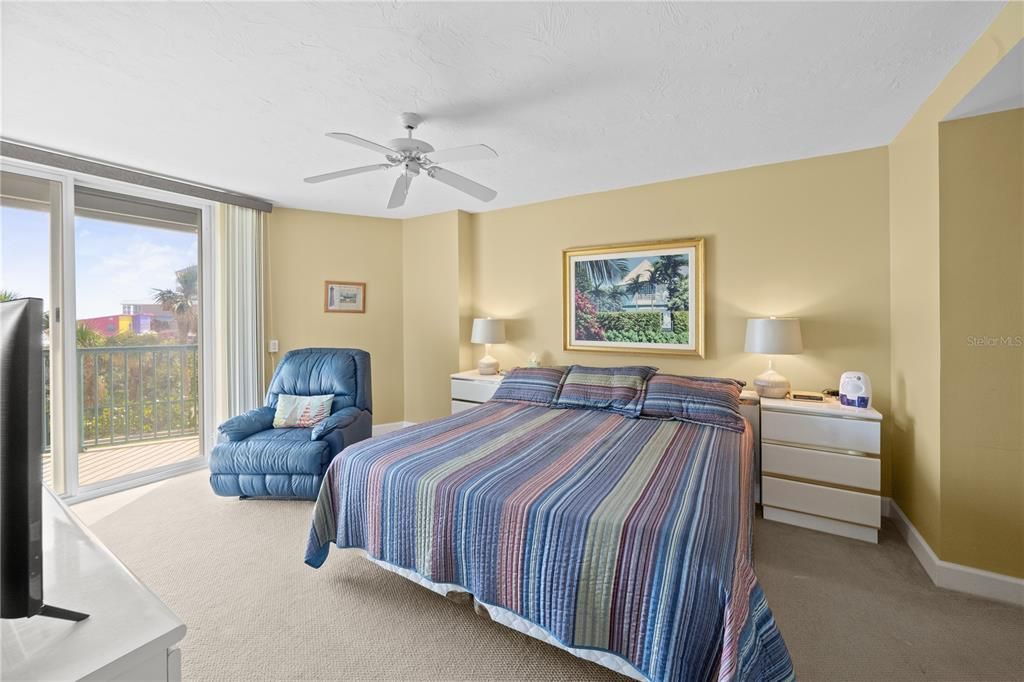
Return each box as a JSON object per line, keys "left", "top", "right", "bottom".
{"left": 753, "top": 367, "right": 790, "bottom": 399}
{"left": 478, "top": 354, "right": 499, "bottom": 375}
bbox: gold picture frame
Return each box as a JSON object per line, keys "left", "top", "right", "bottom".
{"left": 563, "top": 238, "right": 705, "bottom": 357}
{"left": 324, "top": 281, "right": 366, "bottom": 314}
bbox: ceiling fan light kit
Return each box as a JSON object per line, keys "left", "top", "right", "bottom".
{"left": 304, "top": 112, "right": 498, "bottom": 209}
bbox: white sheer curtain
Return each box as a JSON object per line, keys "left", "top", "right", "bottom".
{"left": 213, "top": 203, "right": 266, "bottom": 424}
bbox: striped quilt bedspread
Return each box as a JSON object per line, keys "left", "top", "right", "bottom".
{"left": 305, "top": 402, "right": 793, "bottom": 682}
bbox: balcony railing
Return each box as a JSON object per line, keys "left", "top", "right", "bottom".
{"left": 79, "top": 344, "right": 199, "bottom": 448}
{"left": 42, "top": 344, "right": 199, "bottom": 451}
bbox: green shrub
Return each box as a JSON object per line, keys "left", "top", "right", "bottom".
{"left": 671, "top": 311, "right": 689, "bottom": 334}
{"left": 597, "top": 311, "right": 662, "bottom": 335}
{"left": 605, "top": 329, "right": 689, "bottom": 344}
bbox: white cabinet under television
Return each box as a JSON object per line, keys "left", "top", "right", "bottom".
{"left": 1, "top": 488, "right": 186, "bottom": 681}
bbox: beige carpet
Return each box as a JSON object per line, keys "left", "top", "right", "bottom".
{"left": 78, "top": 470, "right": 1023, "bottom": 681}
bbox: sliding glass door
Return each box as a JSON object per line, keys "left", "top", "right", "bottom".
{"left": 0, "top": 170, "right": 66, "bottom": 493}
{"left": 1, "top": 163, "right": 211, "bottom": 498}
{"left": 73, "top": 186, "right": 204, "bottom": 488}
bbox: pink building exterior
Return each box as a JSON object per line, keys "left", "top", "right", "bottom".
{"left": 79, "top": 311, "right": 177, "bottom": 338}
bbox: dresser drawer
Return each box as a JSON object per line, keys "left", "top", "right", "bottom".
{"left": 762, "top": 442, "right": 880, "bottom": 492}
{"left": 763, "top": 476, "right": 880, "bottom": 528}
{"left": 451, "top": 400, "right": 478, "bottom": 414}
{"left": 762, "top": 409, "right": 880, "bottom": 454}
{"left": 451, "top": 379, "right": 499, "bottom": 403}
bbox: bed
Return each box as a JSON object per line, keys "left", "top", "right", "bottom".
{"left": 305, "top": 369, "right": 793, "bottom": 682}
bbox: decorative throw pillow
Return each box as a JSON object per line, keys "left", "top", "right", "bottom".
{"left": 552, "top": 365, "right": 658, "bottom": 417}
{"left": 491, "top": 366, "right": 569, "bottom": 406}
{"left": 273, "top": 394, "right": 333, "bottom": 428}
{"left": 640, "top": 374, "right": 747, "bottom": 432}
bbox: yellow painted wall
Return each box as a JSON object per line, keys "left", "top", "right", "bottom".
{"left": 938, "top": 108, "right": 1024, "bottom": 577}
{"left": 256, "top": 3, "right": 1022, "bottom": 581}
{"left": 264, "top": 208, "right": 405, "bottom": 423}
{"left": 888, "top": 3, "right": 1023, "bottom": 557}
{"left": 470, "top": 148, "right": 894, "bottom": 492}
{"left": 889, "top": 107, "right": 944, "bottom": 548}
{"left": 401, "top": 210, "right": 473, "bottom": 423}
{"left": 457, "top": 211, "right": 476, "bottom": 373}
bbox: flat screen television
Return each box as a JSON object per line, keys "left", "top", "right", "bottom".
{"left": 1, "top": 297, "right": 87, "bottom": 621}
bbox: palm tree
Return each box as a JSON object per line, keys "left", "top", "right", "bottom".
{"left": 152, "top": 265, "right": 198, "bottom": 344}
{"left": 579, "top": 258, "right": 628, "bottom": 287}
{"left": 605, "top": 283, "right": 626, "bottom": 312}
{"left": 625, "top": 275, "right": 645, "bottom": 311}
{"left": 76, "top": 324, "right": 104, "bottom": 347}
{"left": 648, "top": 255, "right": 688, "bottom": 332}
{"left": 586, "top": 281, "right": 608, "bottom": 311}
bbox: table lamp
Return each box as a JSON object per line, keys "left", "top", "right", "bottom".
{"left": 471, "top": 318, "right": 506, "bottom": 375}
{"left": 744, "top": 317, "right": 803, "bottom": 398}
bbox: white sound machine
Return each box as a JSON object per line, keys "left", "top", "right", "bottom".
{"left": 839, "top": 371, "right": 872, "bottom": 408}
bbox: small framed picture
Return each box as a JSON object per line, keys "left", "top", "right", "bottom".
{"left": 324, "top": 281, "right": 366, "bottom": 313}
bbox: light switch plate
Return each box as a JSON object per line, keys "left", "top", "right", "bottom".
{"left": 268, "top": 339, "right": 279, "bottom": 353}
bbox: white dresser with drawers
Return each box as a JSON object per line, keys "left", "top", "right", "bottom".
{"left": 450, "top": 369, "right": 503, "bottom": 413}
{"left": 760, "top": 397, "right": 883, "bottom": 543}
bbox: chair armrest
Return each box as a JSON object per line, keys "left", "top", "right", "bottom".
{"left": 218, "top": 406, "right": 275, "bottom": 441}
{"left": 310, "top": 406, "right": 363, "bottom": 441}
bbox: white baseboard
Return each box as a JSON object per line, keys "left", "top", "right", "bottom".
{"left": 883, "top": 497, "right": 1024, "bottom": 607}
{"left": 372, "top": 421, "right": 415, "bottom": 436}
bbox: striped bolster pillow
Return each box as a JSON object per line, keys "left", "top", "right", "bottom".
{"left": 640, "top": 374, "right": 747, "bottom": 432}
{"left": 491, "top": 366, "right": 569, "bottom": 406}
{"left": 552, "top": 365, "right": 658, "bottom": 417}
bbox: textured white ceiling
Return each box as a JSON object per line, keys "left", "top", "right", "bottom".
{"left": 0, "top": 2, "right": 1005, "bottom": 218}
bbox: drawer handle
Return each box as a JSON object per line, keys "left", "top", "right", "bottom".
{"left": 762, "top": 438, "right": 879, "bottom": 458}
{"left": 762, "top": 471, "right": 879, "bottom": 495}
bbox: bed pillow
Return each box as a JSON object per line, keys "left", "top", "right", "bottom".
{"left": 491, "top": 366, "right": 569, "bottom": 406}
{"left": 273, "top": 394, "right": 333, "bottom": 428}
{"left": 552, "top": 365, "right": 658, "bottom": 417}
{"left": 640, "top": 374, "right": 747, "bottom": 432}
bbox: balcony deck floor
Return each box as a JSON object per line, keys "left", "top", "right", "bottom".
{"left": 43, "top": 436, "right": 201, "bottom": 488}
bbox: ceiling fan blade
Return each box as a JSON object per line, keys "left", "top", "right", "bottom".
{"left": 304, "top": 164, "right": 391, "bottom": 184}
{"left": 387, "top": 174, "right": 412, "bottom": 209}
{"left": 326, "top": 132, "right": 396, "bottom": 156}
{"left": 427, "top": 167, "right": 497, "bottom": 202}
{"left": 424, "top": 144, "right": 498, "bottom": 165}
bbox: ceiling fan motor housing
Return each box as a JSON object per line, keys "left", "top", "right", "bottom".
{"left": 389, "top": 138, "right": 435, "bottom": 155}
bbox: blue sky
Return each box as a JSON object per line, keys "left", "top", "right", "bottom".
{"left": 1, "top": 206, "right": 197, "bottom": 319}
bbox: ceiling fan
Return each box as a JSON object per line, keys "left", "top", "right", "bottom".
{"left": 304, "top": 112, "right": 498, "bottom": 209}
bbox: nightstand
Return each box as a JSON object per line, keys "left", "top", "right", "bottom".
{"left": 450, "top": 370, "right": 503, "bottom": 413}
{"left": 760, "top": 397, "right": 883, "bottom": 543}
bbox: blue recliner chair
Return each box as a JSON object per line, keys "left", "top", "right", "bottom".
{"left": 209, "top": 348, "right": 372, "bottom": 499}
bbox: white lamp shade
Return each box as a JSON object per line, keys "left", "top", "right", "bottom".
{"left": 471, "top": 318, "right": 506, "bottom": 345}
{"left": 744, "top": 317, "right": 803, "bottom": 354}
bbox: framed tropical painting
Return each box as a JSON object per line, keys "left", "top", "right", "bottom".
{"left": 563, "top": 238, "right": 705, "bottom": 357}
